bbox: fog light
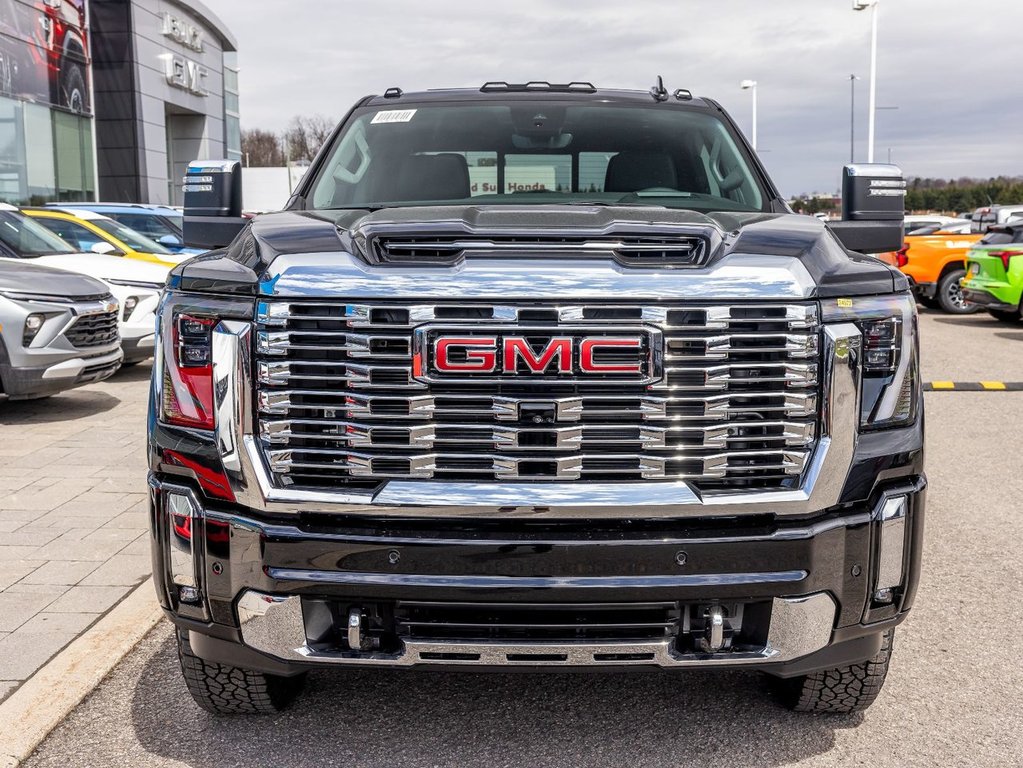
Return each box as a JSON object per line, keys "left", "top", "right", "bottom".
{"left": 876, "top": 495, "right": 908, "bottom": 592}
{"left": 167, "top": 490, "right": 199, "bottom": 597}
{"left": 873, "top": 588, "right": 895, "bottom": 604}
{"left": 23, "top": 313, "right": 45, "bottom": 346}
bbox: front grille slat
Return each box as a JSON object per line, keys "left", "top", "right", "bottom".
{"left": 254, "top": 301, "right": 821, "bottom": 490}
{"left": 64, "top": 310, "right": 119, "bottom": 349}
{"left": 394, "top": 600, "right": 683, "bottom": 641}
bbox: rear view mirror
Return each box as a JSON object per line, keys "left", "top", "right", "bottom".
{"left": 182, "top": 160, "right": 247, "bottom": 250}
{"left": 158, "top": 234, "right": 182, "bottom": 247}
{"left": 828, "top": 164, "right": 906, "bottom": 254}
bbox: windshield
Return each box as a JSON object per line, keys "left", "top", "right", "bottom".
{"left": 93, "top": 219, "right": 172, "bottom": 254}
{"left": 308, "top": 102, "right": 767, "bottom": 213}
{"left": 0, "top": 211, "right": 77, "bottom": 256}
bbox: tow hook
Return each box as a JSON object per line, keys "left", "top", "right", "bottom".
{"left": 699, "top": 605, "right": 726, "bottom": 653}
{"left": 347, "top": 607, "right": 363, "bottom": 651}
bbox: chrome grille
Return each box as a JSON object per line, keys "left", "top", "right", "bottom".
{"left": 254, "top": 301, "right": 820, "bottom": 489}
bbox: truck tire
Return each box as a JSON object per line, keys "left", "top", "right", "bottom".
{"left": 176, "top": 630, "right": 305, "bottom": 714}
{"left": 936, "top": 269, "right": 978, "bottom": 314}
{"left": 770, "top": 629, "right": 894, "bottom": 713}
{"left": 60, "top": 59, "right": 86, "bottom": 114}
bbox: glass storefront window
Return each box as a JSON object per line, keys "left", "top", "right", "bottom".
{"left": 54, "top": 111, "right": 94, "bottom": 201}
{"left": 226, "top": 114, "right": 241, "bottom": 160}
{"left": 0, "top": 95, "right": 94, "bottom": 205}
{"left": 0, "top": 97, "right": 22, "bottom": 202}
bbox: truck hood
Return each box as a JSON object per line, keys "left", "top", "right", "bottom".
{"left": 0, "top": 258, "right": 111, "bottom": 298}
{"left": 170, "top": 205, "right": 904, "bottom": 299}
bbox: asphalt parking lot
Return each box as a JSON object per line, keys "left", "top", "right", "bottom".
{"left": 6, "top": 308, "right": 1023, "bottom": 767}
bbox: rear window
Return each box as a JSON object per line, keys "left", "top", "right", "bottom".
{"left": 979, "top": 230, "right": 1015, "bottom": 245}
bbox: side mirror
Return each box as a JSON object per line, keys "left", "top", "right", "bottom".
{"left": 182, "top": 160, "right": 247, "bottom": 250}
{"left": 90, "top": 241, "right": 118, "bottom": 255}
{"left": 828, "top": 164, "right": 906, "bottom": 254}
{"left": 157, "top": 234, "right": 182, "bottom": 247}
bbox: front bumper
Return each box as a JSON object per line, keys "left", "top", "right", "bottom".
{"left": 150, "top": 475, "right": 925, "bottom": 676}
{"left": 121, "top": 333, "right": 155, "bottom": 363}
{"left": 0, "top": 346, "right": 122, "bottom": 399}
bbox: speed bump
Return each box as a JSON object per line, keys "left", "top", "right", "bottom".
{"left": 924, "top": 381, "right": 1023, "bottom": 392}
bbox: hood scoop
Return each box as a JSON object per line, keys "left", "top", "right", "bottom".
{"left": 344, "top": 207, "right": 719, "bottom": 268}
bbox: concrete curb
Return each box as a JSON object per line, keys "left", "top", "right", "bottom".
{"left": 0, "top": 578, "right": 163, "bottom": 768}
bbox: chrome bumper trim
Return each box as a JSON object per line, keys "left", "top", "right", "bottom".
{"left": 210, "top": 320, "right": 862, "bottom": 519}
{"left": 263, "top": 568, "right": 808, "bottom": 590}
{"left": 236, "top": 591, "right": 837, "bottom": 668}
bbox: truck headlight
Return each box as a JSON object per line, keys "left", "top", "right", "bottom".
{"left": 822, "top": 294, "right": 919, "bottom": 430}
{"left": 123, "top": 296, "right": 139, "bottom": 321}
{"left": 160, "top": 311, "right": 217, "bottom": 429}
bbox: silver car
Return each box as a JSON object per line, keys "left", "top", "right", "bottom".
{"left": 0, "top": 259, "right": 122, "bottom": 400}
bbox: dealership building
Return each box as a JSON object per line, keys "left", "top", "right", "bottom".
{"left": 0, "top": 0, "right": 239, "bottom": 207}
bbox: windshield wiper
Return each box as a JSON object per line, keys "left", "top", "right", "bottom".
{"left": 561, "top": 200, "right": 668, "bottom": 208}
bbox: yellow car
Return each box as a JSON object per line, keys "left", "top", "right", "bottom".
{"left": 23, "top": 208, "right": 190, "bottom": 268}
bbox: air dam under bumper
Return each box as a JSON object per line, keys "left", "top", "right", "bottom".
{"left": 236, "top": 590, "right": 836, "bottom": 668}
{"left": 151, "top": 478, "right": 925, "bottom": 675}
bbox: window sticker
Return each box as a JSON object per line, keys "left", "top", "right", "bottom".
{"left": 371, "top": 109, "right": 417, "bottom": 124}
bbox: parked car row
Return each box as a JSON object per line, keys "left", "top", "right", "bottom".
{"left": 879, "top": 205, "right": 1023, "bottom": 319}
{"left": 0, "top": 203, "right": 198, "bottom": 401}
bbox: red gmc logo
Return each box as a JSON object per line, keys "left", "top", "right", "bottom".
{"left": 413, "top": 327, "right": 662, "bottom": 383}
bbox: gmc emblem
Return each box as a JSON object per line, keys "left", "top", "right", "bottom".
{"left": 412, "top": 326, "right": 663, "bottom": 384}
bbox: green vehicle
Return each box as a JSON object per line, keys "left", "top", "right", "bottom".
{"left": 961, "top": 223, "right": 1023, "bottom": 322}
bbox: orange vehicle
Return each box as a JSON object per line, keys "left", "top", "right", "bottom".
{"left": 884, "top": 229, "right": 983, "bottom": 313}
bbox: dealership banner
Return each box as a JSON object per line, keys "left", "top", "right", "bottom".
{"left": 0, "top": 0, "right": 90, "bottom": 114}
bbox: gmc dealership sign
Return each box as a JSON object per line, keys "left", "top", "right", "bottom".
{"left": 164, "top": 56, "right": 208, "bottom": 96}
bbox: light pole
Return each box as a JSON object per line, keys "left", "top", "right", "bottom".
{"left": 848, "top": 74, "right": 859, "bottom": 163}
{"left": 740, "top": 80, "right": 757, "bottom": 150}
{"left": 853, "top": 0, "right": 880, "bottom": 162}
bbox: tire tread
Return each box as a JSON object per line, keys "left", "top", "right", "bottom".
{"left": 774, "top": 629, "right": 895, "bottom": 714}
{"left": 176, "top": 630, "right": 304, "bottom": 715}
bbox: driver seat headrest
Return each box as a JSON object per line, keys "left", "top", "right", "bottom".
{"left": 604, "top": 152, "right": 678, "bottom": 193}
{"left": 394, "top": 153, "right": 470, "bottom": 202}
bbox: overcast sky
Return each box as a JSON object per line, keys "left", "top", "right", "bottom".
{"left": 203, "top": 0, "right": 1023, "bottom": 197}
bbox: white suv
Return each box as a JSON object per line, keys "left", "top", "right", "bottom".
{"left": 0, "top": 205, "right": 167, "bottom": 363}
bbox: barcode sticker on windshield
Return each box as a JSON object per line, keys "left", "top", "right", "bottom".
{"left": 371, "top": 109, "right": 417, "bottom": 124}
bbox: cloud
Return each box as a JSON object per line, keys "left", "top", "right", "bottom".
{"left": 206, "top": 0, "right": 1023, "bottom": 195}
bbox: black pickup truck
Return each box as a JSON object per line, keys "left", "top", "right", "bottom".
{"left": 149, "top": 81, "right": 924, "bottom": 715}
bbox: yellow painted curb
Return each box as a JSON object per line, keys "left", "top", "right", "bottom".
{"left": 980, "top": 381, "right": 1006, "bottom": 390}
{"left": 0, "top": 579, "right": 162, "bottom": 767}
{"left": 930, "top": 381, "right": 955, "bottom": 390}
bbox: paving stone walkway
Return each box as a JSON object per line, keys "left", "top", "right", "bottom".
{"left": 0, "top": 363, "right": 153, "bottom": 703}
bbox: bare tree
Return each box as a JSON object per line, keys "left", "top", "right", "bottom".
{"left": 284, "top": 115, "right": 336, "bottom": 163}
{"left": 241, "top": 128, "right": 284, "bottom": 167}
{"left": 242, "top": 116, "right": 338, "bottom": 167}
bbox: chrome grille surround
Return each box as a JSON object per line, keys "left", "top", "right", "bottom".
{"left": 252, "top": 300, "right": 822, "bottom": 490}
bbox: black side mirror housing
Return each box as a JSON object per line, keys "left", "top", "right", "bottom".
{"left": 183, "top": 160, "right": 248, "bottom": 250}
{"left": 828, "top": 163, "right": 906, "bottom": 254}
